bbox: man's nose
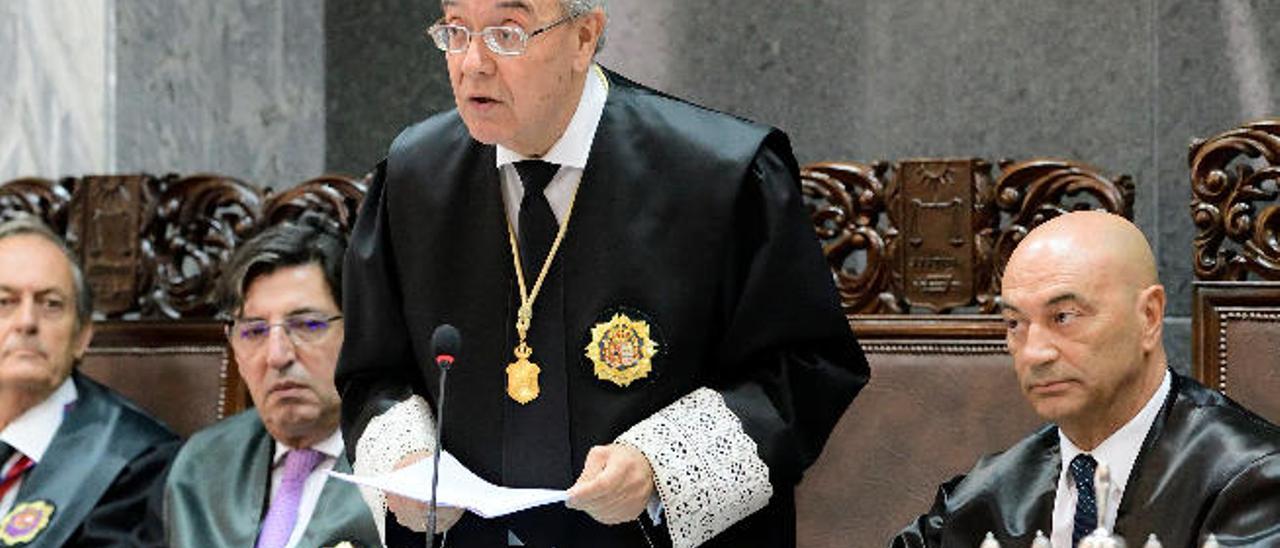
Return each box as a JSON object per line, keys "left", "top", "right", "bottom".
{"left": 264, "top": 326, "right": 297, "bottom": 370}
{"left": 460, "top": 32, "right": 495, "bottom": 75}
{"left": 1019, "top": 321, "right": 1060, "bottom": 364}
{"left": 12, "top": 298, "right": 39, "bottom": 334}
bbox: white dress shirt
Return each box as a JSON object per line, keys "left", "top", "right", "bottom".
{"left": 0, "top": 378, "right": 77, "bottom": 515}
{"left": 1050, "top": 370, "right": 1171, "bottom": 547}
{"left": 268, "top": 429, "right": 344, "bottom": 548}
{"left": 496, "top": 64, "right": 609, "bottom": 232}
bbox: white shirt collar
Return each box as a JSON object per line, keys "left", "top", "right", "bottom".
{"left": 495, "top": 65, "right": 608, "bottom": 169}
{"left": 0, "top": 377, "right": 78, "bottom": 463}
{"left": 272, "top": 428, "right": 344, "bottom": 466}
{"left": 1058, "top": 369, "right": 1171, "bottom": 498}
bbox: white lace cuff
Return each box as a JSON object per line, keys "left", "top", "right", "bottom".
{"left": 615, "top": 387, "right": 773, "bottom": 548}
{"left": 353, "top": 394, "right": 435, "bottom": 541}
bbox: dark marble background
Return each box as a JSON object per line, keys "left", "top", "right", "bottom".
{"left": 103, "top": 0, "right": 1279, "bottom": 370}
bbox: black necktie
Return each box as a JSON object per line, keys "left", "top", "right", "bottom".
{"left": 1070, "top": 453, "right": 1099, "bottom": 545}
{"left": 506, "top": 159, "right": 572, "bottom": 546}
{"left": 514, "top": 160, "right": 560, "bottom": 287}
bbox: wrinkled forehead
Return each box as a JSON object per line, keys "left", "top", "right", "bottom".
{"left": 0, "top": 234, "right": 77, "bottom": 293}
{"left": 1000, "top": 249, "right": 1104, "bottom": 311}
{"left": 442, "top": 0, "right": 556, "bottom": 18}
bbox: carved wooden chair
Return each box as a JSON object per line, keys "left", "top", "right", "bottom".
{"left": 0, "top": 173, "right": 365, "bottom": 437}
{"left": 1189, "top": 119, "right": 1280, "bottom": 426}
{"left": 796, "top": 157, "right": 1135, "bottom": 546}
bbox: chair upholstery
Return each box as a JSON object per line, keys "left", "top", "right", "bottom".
{"left": 1192, "top": 282, "right": 1280, "bottom": 425}
{"left": 79, "top": 321, "right": 248, "bottom": 438}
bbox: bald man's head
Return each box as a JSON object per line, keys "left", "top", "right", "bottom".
{"left": 1000, "top": 211, "right": 1168, "bottom": 450}
{"left": 1007, "top": 210, "right": 1158, "bottom": 292}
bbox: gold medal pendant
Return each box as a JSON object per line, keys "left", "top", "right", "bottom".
{"left": 506, "top": 342, "right": 541, "bottom": 404}
{"left": 502, "top": 165, "right": 584, "bottom": 405}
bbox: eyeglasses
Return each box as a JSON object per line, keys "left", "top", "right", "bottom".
{"left": 425, "top": 12, "right": 578, "bottom": 56}
{"left": 227, "top": 314, "right": 343, "bottom": 352}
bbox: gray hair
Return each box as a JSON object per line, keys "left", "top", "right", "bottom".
{"left": 217, "top": 216, "right": 348, "bottom": 318}
{"left": 0, "top": 216, "right": 94, "bottom": 327}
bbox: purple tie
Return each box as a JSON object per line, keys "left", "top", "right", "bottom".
{"left": 256, "top": 448, "right": 323, "bottom": 548}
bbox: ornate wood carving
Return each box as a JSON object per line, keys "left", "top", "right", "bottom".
{"left": 67, "top": 176, "right": 159, "bottom": 316}
{"left": 262, "top": 174, "right": 368, "bottom": 235}
{"left": 801, "top": 161, "right": 897, "bottom": 313}
{"left": 992, "top": 159, "right": 1135, "bottom": 295}
{"left": 0, "top": 177, "right": 73, "bottom": 232}
{"left": 805, "top": 158, "right": 1131, "bottom": 315}
{"left": 141, "top": 174, "right": 263, "bottom": 319}
{"left": 1189, "top": 119, "right": 1280, "bottom": 281}
{"left": 887, "top": 159, "right": 996, "bottom": 313}
{"left": 4, "top": 163, "right": 1128, "bottom": 320}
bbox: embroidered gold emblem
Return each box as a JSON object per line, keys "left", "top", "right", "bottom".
{"left": 0, "top": 500, "right": 54, "bottom": 545}
{"left": 585, "top": 313, "right": 659, "bottom": 387}
{"left": 506, "top": 341, "right": 542, "bottom": 404}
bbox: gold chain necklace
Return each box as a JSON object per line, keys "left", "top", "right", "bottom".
{"left": 502, "top": 65, "right": 606, "bottom": 405}
{"left": 504, "top": 182, "right": 580, "bottom": 404}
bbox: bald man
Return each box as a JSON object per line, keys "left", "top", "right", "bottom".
{"left": 892, "top": 211, "right": 1280, "bottom": 548}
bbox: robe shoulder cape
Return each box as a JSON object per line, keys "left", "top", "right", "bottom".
{"left": 164, "top": 409, "right": 380, "bottom": 548}
{"left": 5, "top": 371, "right": 178, "bottom": 547}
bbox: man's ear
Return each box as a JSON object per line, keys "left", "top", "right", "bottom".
{"left": 1137, "top": 284, "right": 1165, "bottom": 352}
{"left": 572, "top": 9, "right": 606, "bottom": 72}
{"left": 74, "top": 321, "right": 95, "bottom": 361}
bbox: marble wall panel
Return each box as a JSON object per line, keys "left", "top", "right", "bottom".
{"left": 0, "top": 0, "right": 110, "bottom": 180}
{"left": 325, "top": 0, "right": 453, "bottom": 176}
{"left": 114, "top": 0, "right": 325, "bottom": 188}
{"left": 1154, "top": 0, "right": 1280, "bottom": 317}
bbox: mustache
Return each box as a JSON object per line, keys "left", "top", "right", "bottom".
{"left": 267, "top": 371, "right": 314, "bottom": 393}
{"left": 1, "top": 337, "right": 46, "bottom": 357}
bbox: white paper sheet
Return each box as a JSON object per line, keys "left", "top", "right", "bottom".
{"left": 329, "top": 451, "right": 568, "bottom": 519}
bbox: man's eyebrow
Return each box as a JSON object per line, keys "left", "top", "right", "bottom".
{"left": 1046, "top": 292, "right": 1084, "bottom": 307}
{"left": 998, "top": 301, "right": 1020, "bottom": 314}
{"left": 496, "top": 0, "right": 534, "bottom": 11}
{"left": 441, "top": 1, "right": 533, "bottom": 15}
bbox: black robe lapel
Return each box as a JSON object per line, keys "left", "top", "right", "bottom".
{"left": 10, "top": 374, "right": 152, "bottom": 547}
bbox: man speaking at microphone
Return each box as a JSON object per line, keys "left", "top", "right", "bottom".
{"left": 336, "top": 0, "right": 869, "bottom": 546}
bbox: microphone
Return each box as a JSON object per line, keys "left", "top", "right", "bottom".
{"left": 426, "top": 324, "right": 461, "bottom": 546}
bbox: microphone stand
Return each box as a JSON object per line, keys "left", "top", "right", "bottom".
{"left": 427, "top": 364, "right": 448, "bottom": 547}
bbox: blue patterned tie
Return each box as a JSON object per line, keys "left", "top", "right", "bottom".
{"left": 1070, "top": 453, "right": 1099, "bottom": 546}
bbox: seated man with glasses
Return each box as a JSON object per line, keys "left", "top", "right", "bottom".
{"left": 164, "top": 218, "right": 380, "bottom": 548}
{"left": 0, "top": 217, "right": 178, "bottom": 547}
{"left": 338, "top": 0, "right": 868, "bottom": 547}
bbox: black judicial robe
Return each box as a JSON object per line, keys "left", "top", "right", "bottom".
{"left": 4, "top": 372, "right": 177, "bottom": 547}
{"left": 163, "top": 410, "right": 381, "bottom": 548}
{"left": 892, "top": 373, "right": 1280, "bottom": 548}
{"left": 337, "top": 69, "right": 869, "bottom": 547}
